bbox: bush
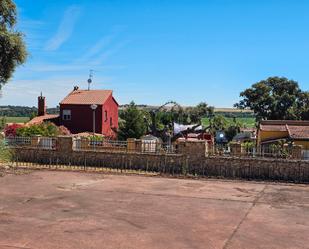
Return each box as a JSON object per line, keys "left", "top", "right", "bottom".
{"left": 16, "top": 122, "right": 70, "bottom": 137}
{"left": 57, "top": 125, "right": 71, "bottom": 135}
{"left": 0, "top": 139, "right": 12, "bottom": 163}
{"left": 4, "top": 123, "right": 24, "bottom": 137}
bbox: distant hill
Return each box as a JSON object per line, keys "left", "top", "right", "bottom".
{"left": 214, "top": 107, "right": 253, "bottom": 113}
{"left": 0, "top": 105, "right": 59, "bottom": 117}
{"left": 0, "top": 105, "right": 254, "bottom": 119}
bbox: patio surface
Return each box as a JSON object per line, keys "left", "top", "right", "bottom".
{"left": 0, "top": 170, "right": 308, "bottom": 249}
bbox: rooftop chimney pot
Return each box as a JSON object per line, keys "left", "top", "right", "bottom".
{"left": 38, "top": 93, "right": 46, "bottom": 116}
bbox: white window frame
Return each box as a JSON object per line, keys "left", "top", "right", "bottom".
{"left": 63, "top": 109, "right": 71, "bottom": 121}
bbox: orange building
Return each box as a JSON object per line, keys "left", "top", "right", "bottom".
{"left": 257, "top": 120, "right": 309, "bottom": 159}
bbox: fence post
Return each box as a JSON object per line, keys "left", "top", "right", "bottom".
{"left": 230, "top": 142, "right": 242, "bottom": 157}
{"left": 56, "top": 136, "right": 73, "bottom": 153}
{"left": 291, "top": 145, "right": 302, "bottom": 160}
{"left": 31, "top": 136, "right": 40, "bottom": 148}
{"left": 84, "top": 153, "right": 86, "bottom": 171}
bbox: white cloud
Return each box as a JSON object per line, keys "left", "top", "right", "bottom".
{"left": 76, "top": 25, "right": 126, "bottom": 63}
{"left": 22, "top": 63, "right": 125, "bottom": 73}
{"left": 91, "top": 39, "right": 131, "bottom": 65}
{"left": 45, "top": 5, "right": 81, "bottom": 51}
{"left": 0, "top": 75, "right": 114, "bottom": 107}
{"left": 78, "top": 34, "right": 116, "bottom": 62}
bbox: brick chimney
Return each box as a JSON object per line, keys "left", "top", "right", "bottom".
{"left": 38, "top": 92, "right": 46, "bottom": 116}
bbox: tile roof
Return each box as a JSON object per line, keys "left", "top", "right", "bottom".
{"left": 27, "top": 114, "right": 59, "bottom": 125}
{"left": 260, "top": 124, "right": 287, "bottom": 132}
{"left": 260, "top": 120, "right": 309, "bottom": 126}
{"left": 259, "top": 120, "right": 309, "bottom": 140}
{"left": 287, "top": 125, "right": 309, "bottom": 140}
{"left": 60, "top": 90, "right": 113, "bottom": 105}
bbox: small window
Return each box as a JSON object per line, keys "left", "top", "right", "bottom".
{"left": 63, "top": 109, "right": 71, "bottom": 121}
{"left": 110, "top": 117, "right": 112, "bottom": 126}
{"left": 105, "top": 110, "right": 108, "bottom": 122}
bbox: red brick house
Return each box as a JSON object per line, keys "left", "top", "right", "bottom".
{"left": 29, "top": 87, "right": 119, "bottom": 138}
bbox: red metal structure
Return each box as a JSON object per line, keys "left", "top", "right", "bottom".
{"left": 59, "top": 88, "right": 119, "bottom": 138}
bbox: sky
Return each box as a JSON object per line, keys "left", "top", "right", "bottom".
{"left": 1, "top": 0, "right": 309, "bottom": 108}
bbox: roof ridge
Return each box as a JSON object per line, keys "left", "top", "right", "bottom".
{"left": 285, "top": 124, "right": 292, "bottom": 137}
{"left": 260, "top": 120, "right": 309, "bottom": 126}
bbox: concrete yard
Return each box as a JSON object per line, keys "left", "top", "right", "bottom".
{"left": 0, "top": 170, "right": 308, "bottom": 249}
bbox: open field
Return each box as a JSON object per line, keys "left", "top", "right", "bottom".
{"left": 214, "top": 107, "right": 253, "bottom": 113}
{"left": 0, "top": 116, "right": 30, "bottom": 124}
{"left": 0, "top": 170, "right": 308, "bottom": 249}
{"left": 202, "top": 117, "right": 256, "bottom": 128}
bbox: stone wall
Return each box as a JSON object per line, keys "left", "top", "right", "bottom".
{"left": 14, "top": 148, "right": 186, "bottom": 175}
{"left": 11, "top": 136, "right": 309, "bottom": 183}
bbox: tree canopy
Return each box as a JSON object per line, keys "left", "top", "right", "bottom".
{"left": 0, "top": 0, "right": 27, "bottom": 88}
{"left": 118, "top": 102, "right": 147, "bottom": 140}
{"left": 235, "top": 77, "right": 309, "bottom": 121}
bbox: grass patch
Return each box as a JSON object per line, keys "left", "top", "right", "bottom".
{"left": 0, "top": 139, "right": 12, "bottom": 163}
{"left": 202, "top": 117, "right": 256, "bottom": 128}
{"left": 1, "top": 116, "right": 30, "bottom": 124}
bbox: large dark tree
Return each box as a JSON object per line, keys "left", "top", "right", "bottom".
{"left": 235, "top": 77, "right": 309, "bottom": 121}
{"left": 0, "top": 0, "right": 27, "bottom": 89}
{"left": 296, "top": 91, "right": 309, "bottom": 120}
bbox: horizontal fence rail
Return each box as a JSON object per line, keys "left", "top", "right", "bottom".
{"left": 5, "top": 137, "right": 57, "bottom": 150}
{"left": 73, "top": 137, "right": 178, "bottom": 154}
{"left": 211, "top": 144, "right": 308, "bottom": 160}
{"left": 4, "top": 136, "right": 308, "bottom": 160}
{"left": 5, "top": 136, "right": 31, "bottom": 146}
{"left": 9, "top": 149, "right": 309, "bottom": 183}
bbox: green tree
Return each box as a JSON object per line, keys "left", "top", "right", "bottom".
{"left": 209, "top": 115, "right": 228, "bottom": 133}
{"left": 29, "top": 111, "right": 37, "bottom": 120}
{"left": 118, "top": 101, "right": 147, "bottom": 140}
{"left": 0, "top": 0, "right": 27, "bottom": 88}
{"left": 187, "top": 102, "right": 214, "bottom": 123}
{"left": 225, "top": 118, "right": 242, "bottom": 141}
{"left": 296, "top": 91, "right": 309, "bottom": 120}
{"left": 0, "top": 116, "right": 7, "bottom": 130}
{"left": 235, "top": 77, "right": 308, "bottom": 121}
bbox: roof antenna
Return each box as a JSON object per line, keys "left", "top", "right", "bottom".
{"left": 87, "top": 69, "right": 94, "bottom": 90}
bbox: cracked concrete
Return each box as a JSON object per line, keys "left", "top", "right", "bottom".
{"left": 0, "top": 170, "right": 308, "bottom": 249}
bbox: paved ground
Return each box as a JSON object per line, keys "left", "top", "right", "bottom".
{"left": 0, "top": 170, "right": 309, "bottom": 249}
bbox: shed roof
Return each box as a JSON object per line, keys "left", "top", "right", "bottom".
{"left": 60, "top": 90, "right": 113, "bottom": 105}
{"left": 27, "top": 114, "right": 59, "bottom": 125}
{"left": 288, "top": 125, "right": 309, "bottom": 140}
{"left": 259, "top": 120, "right": 309, "bottom": 140}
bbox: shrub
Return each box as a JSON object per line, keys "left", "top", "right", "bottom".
{"left": 0, "top": 139, "right": 12, "bottom": 163}
{"left": 58, "top": 125, "right": 71, "bottom": 135}
{"left": 15, "top": 122, "right": 70, "bottom": 137}
{"left": 4, "top": 124, "right": 24, "bottom": 137}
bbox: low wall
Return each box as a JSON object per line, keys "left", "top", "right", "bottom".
{"left": 13, "top": 147, "right": 309, "bottom": 183}
{"left": 189, "top": 156, "right": 309, "bottom": 183}
{"left": 14, "top": 148, "right": 186, "bottom": 175}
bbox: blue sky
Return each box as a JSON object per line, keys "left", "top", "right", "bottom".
{"left": 1, "top": 0, "right": 309, "bottom": 108}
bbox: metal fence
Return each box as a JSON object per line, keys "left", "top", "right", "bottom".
{"left": 5, "top": 136, "right": 57, "bottom": 150}
{"left": 73, "top": 137, "right": 178, "bottom": 154}
{"left": 9, "top": 150, "right": 309, "bottom": 183}
{"left": 210, "top": 144, "right": 307, "bottom": 160}
{"left": 73, "top": 138, "right": 127, "bottom": 152}
{"left": 5, "top": 136, "right": 31, "bottom": 146}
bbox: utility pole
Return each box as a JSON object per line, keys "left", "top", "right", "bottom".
{"left": 90, "top": 104, "right": 98, "bottom": 135}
